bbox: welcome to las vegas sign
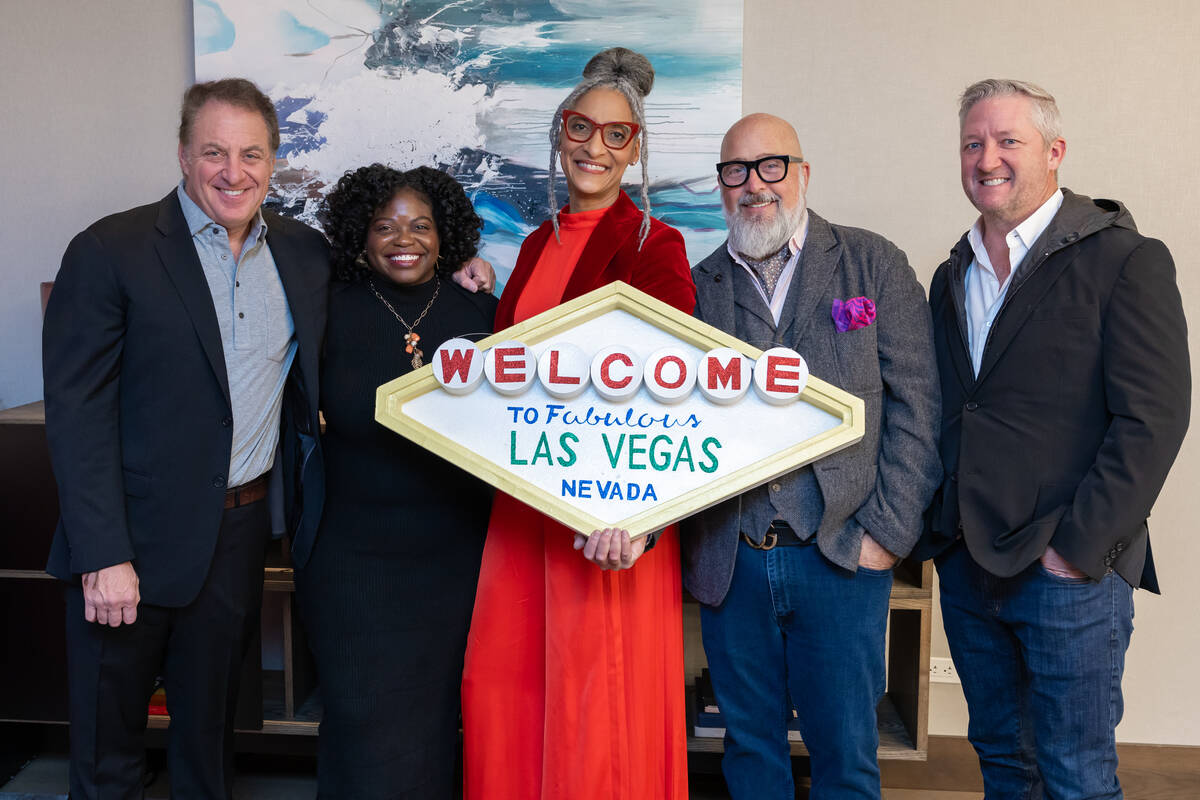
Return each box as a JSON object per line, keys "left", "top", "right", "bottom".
{"left": 375, "top": 282, "right": 864, "bottom": 539}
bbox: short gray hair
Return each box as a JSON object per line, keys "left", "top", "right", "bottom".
{"left": 548, "top": 48, "right": 655, "bottom": 248}
{"left": 958, "top": 78, "right": 1062, "bottom": 147}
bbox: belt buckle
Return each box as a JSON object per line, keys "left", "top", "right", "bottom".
{"left": 749, "top": 530, "right": 778, "bottom": 551}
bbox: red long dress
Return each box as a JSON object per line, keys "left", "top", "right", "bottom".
{"left": 462, "top": 192, "right": 696, "bottom": 800}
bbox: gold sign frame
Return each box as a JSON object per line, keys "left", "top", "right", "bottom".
{"left": 376, "top": 282, "right": 864, "bottom": 537}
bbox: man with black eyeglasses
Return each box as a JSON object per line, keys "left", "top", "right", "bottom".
{"left": 682, "top": 113, "right": 941, "bottom": 799}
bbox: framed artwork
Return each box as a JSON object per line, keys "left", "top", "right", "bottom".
{"left": 194, "top": 0, "right": 743, "bottom": 289}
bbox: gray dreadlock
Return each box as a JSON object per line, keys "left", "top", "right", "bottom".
{"left": 547, "top": 47, "right": 655, "bottom": 249}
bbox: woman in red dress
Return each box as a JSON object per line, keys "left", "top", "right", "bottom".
{"left": 461, "top": 48, "right": 695, "bottom": 800}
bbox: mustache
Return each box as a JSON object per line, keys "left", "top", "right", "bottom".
{"left": 738, "top": 191, "right": 781, "bottom": 208}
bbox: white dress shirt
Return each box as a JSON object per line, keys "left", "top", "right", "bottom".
{"left": 964, "top": 189, "right": 1063, "bottom": 375}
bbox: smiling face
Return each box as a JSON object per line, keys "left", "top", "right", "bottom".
{"left": 178, "top": 100, "right": 274, "bottom": 246}
{"left": 720, "top": 114, "right": 810, "bottom": 259}
{"left": 364, "top": 188, "right": 440, "bottom": 286}
{"left": 960, "top": 93, "right": 1065, "bottom": 234}
{"left": 560, "top": 88, "right": 640, "bottom": 212}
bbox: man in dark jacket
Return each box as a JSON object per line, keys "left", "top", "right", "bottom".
{"left": 43, "top": 78, "right": 330, "bottom": 799}
{"left": 913, "top": 78, "right": 1190, "bottom": 799}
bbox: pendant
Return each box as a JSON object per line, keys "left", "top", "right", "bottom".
{"left": 404, "top": 331, "right": 424, "bottom": 368}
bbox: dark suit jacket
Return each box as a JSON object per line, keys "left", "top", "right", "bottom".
{"left": 682, "top": 211, "right": 942, "bottom": 606}
{"left": 43, "top": 190, "right": 328, "bottom": 606}
{"left": 913, "top": 189, "right": 1190, "bottom": 592}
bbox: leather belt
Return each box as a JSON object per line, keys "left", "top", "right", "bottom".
{"left": 224, "top": 474, "right": 268, "bottom": 509}
{"left": 741, "top": 520, "right": 811, "bottom": 551}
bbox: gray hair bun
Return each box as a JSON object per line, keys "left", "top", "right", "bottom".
{"left": 582, "top": 47, "right": 654, "bottom": 98}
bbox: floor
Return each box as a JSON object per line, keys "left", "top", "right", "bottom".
{"left": 0, "top": 755, "right": 982, "bottom": 799}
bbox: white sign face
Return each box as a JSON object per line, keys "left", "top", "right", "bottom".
{"left": 376, "top": 283, "right": 864, "bottom": 538}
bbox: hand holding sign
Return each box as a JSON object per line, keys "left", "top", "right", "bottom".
{"left": 573, "top": 528, "right": 647, "bottom": 570}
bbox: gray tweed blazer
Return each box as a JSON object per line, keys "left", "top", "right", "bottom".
{"left": 680, "top": 211, "right": 941, "bottom": 606}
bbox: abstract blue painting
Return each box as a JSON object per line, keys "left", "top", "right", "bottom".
{"left": 195, "top": 0, "right": 743, "bottom": 290}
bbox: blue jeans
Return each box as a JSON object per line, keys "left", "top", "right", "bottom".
{"left": 700, "top": 538, "right": 893, "bottom": 800}
{"left": 936, "top": 541, "right": 1134, "bottom": 800}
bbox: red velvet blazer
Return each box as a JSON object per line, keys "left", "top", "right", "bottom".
{"left": 496, "top": 191, "right": 696, "bottom": 326}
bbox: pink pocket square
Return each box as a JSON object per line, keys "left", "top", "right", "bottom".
{"left": 832, "top": 297, "right": 876, "bottom": 332}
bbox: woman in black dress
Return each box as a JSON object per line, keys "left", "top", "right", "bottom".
{"left": 297, "top": 164, "right": 497, "bottom": 799}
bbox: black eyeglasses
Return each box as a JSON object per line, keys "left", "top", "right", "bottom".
{"left": 561, "top": 110, "right": 640, "bottom": 150}
{"left": 716, "top": 155, "right": 804, "bottom": 188}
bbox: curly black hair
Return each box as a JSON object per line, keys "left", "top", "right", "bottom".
{"left": 320, "top": 163, "right": 483, "bottom": 282}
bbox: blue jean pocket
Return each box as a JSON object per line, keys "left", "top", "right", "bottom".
{"left": 1036, "top": 562, "right": 1092, "bottom": 585}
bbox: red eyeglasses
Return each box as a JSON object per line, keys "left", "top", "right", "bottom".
{"left": 561, "top": 110, "right": 640, "bottom": 150}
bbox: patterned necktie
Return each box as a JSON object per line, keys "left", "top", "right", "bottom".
{"left": 744, "top": 244, "right": 792, "bottom": 301}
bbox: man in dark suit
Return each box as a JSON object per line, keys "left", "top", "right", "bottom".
{"left": 914, "top": 79, "right": 1190, "bottom": 799}
{"left": 42, "top": 78, "right": 328, "bottom": 799}
{"left": 682, "top": 114, "right": 941, "bottom": 799}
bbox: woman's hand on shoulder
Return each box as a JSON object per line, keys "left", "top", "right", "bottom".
{"left": 573, "top": 528, "right": 647, "bottom": 570}
{"left": 451, "top": 256, "right": 496, "bottom": 293}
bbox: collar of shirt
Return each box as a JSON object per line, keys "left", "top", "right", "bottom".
{"left": 726, "top": 210, "right": 810, "bottom": 326}
{"left": 966, "top": 188, "right": 1063, "bottom": 287}
{"left": 963, "top": 188, "right": 1063, "bottom": 376}
{"left": 175, "top": 180, "right": 268, "bottom": 248}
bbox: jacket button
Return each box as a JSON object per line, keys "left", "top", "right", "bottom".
{"left": 714, "top": 274, "right": 722, "bottom": 283}
{"left": 965, "top": 401, "right": 979, "bottom": 411}
{"left": 221, "top": 416, "right": 232, "bottom": 427}
{"left": 957, "top": 521, "right": 965, "bottom": 531}
{"left": 950, "top": 471, "right": 958, "bottom": 482}
{"left": 1115, "top": 541, "right": 1127, "bottom": 552}
{"left": 770, "top": 482, "right": 782, "bottom": 492}
{"left": 212, "top": 475, "right": 226, "bottom": 489}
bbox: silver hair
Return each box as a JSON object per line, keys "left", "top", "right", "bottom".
{"left": 548, "top": 47, "right": 655, "bottom": 249}
{"left": 958, "top": 78, "right": 1063, "bottom": 147}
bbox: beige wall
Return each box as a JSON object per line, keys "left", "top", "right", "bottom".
{"left": 740, "top": 0, "right": 1199, "bottom": 745}
{"left": 0, "top": 0, "right": 1195, "bottom": 746}
{"left": 0, "top": 0, "right": 194, "bottom": 409}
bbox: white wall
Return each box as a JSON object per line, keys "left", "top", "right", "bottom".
{"left": 1, "top": 0, "right": 1196, "bottom": 747}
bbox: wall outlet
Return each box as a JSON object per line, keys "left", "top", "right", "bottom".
{"left": 929, "top": 657, "right": 959, "bottom": 684}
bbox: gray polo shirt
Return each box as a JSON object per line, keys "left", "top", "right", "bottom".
{"left": 176, "top": 183, "right": 296, "bottom": 487}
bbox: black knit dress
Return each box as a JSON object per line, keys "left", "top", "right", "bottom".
{"left": 296, "top": 274, "right": 497, "bottom": 799}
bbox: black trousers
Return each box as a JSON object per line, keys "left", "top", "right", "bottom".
{"left": 65, "top": 499, "right": 270, "bottom": 800}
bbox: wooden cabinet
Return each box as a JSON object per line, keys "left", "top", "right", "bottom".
{"left": 0, "top": 403, "right": 68, "bottom": 727}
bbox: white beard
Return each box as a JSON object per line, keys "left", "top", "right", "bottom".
{"left": 724, "top": 191, "right": 805, "bottom": 260}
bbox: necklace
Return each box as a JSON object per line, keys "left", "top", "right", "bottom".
{"left": 366, "top": 276, "right": 440, "bottom": 369}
